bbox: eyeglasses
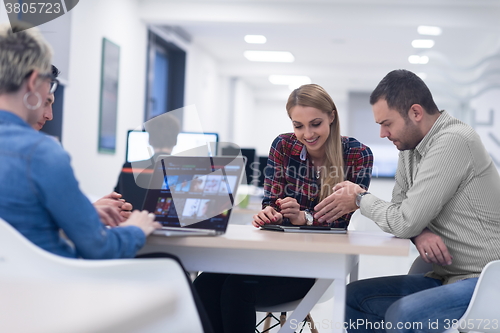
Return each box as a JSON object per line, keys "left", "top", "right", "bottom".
{"left": 25, "top": 70, "right": 59, "bottom": 94}
{"left": 49, "top": 79, "right": 59, "bottom": 94}
{"left": 38, "top": 72, "right": 59, "bottom": 94}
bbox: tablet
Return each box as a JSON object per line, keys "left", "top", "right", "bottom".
{"left": 260, "top": 224, "right": 347, "bottom": 234}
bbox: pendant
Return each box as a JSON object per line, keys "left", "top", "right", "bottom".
{"left": 311, "top": 159, "right": 320, "bottom": 179}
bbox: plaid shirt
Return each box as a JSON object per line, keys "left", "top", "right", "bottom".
{"left": 262, "top": 133, "right": 373, "bottom": 228}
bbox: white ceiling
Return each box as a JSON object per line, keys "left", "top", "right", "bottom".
{"left": 139, "top": 0, "right": 500, "bottom": 107}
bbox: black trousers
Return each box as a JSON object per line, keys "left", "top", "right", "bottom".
{"left": 136, "top": 252, "right": 214, "bottom": 333}
{"left": 193, "top": 272, "right": 315, "bottom": 333}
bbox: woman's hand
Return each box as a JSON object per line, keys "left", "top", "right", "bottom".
{"left": 252, "top": 206, "right": 283, "bottom": 228}
{"left": 277, "top": 198, "right": 303, "bottom": 225}
{"left": 120, "top": 210, "right": 162, "bottom": 236}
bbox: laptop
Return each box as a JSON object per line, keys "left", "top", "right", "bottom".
{"left": 142, "top": 155, "right": 246, "bottom": 236}
{"left": 260, "top": 224, "right": 347, "bottom": 234}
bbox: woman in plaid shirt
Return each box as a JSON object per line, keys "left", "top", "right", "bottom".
{"left": 194, "top": 84, "right": 373, "bottom": 333}
{"left": 253, "top": 84, "right": 373, "bottom": 228}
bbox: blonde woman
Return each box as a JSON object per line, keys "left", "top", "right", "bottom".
{"left": 254, "top": 83, "right": 372, "bottom": 228}
{"left": 194, "top": 84, "right": 373, "bottom": 333}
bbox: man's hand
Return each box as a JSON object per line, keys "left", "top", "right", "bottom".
{"left": 314, "top": 181, "right": 364, "bottom": 223}
{"left": 277, "top": 198, "right": 302, "bottom": 225}
{"left": 252, "top": 206, "right": 283, "bottom": 228}
{"left": 120, "top": 210, "right": 162, "bottom": 236}
{"left": 413, "top": 228, "right": 452, "bottom": 266}
{"left": 94, "top": 192, "right": 133, "bottom": 219}
{"left": 94, "top": 205, "right": 123, "bottom": 227}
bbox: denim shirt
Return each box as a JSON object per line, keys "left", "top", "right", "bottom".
{"left": 0, "top": 110, "right": 145, "bottom": 259}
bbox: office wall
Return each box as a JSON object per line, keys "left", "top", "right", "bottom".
{"left": 63, "top": 0, "right": 148, "bottom": 199}
{"left": 232, "top": 86, "right": 349, "bottom": 157}
{"left": 183, "top": 43, "right": 231, "bottom": 141}
{"left": 470, "top": 89, "right": 500, "bottom": 170}
{"left": 231, "top": 79, "right": 256, "bottom": 148}
{"left": 250, "top": 99, "right": 291, "bottom": 156}
{"left": 63, "top": 3, "right": 251, "bottom": 199}
{"left": 62, "top": 1, "right": 256, "bottom": 199}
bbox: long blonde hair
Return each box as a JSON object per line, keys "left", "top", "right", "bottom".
{"left": 286, "top": 84, "right": 344, "bottom": 201}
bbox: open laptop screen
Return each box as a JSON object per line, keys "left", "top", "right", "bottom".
{"left": 142, "top": 156, "right": 245, "bottom": 232}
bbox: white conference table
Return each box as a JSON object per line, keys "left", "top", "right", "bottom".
{"left": 140, "top": 224, "right": 410, "bottom": 333}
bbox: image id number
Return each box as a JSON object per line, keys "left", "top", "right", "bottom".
{"left": 5, "top": 2, "right": 61, "bottom": 14}
{"left": 444, "top": 319, "right": 499, "bottom": 330}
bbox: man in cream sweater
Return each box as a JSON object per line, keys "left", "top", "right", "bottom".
{"left": 318, "top": 69, "right": 500, "bottom": 333}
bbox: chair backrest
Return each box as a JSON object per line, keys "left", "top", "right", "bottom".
{"left": 0, "top": 217, "right": 72, "bottom": 277}
{"left": 0, "top": 218, "right": 205, "bottom": 332}
{"left": 458, "top": 260, "right": 500, "bottom": 333}
{"left": 408, "top": 255, "right": 433, "bottom": 275}
{"left": 408, "top": 256, "right": 500, "bottom": 333}
{"left": 0, "top": 218, "right": 177, "bottom": 282}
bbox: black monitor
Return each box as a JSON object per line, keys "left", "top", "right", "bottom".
{"left": 256, "top": 156, "right": 268, "bottom": 188}
{"left": 221, "top": 147, "right": 256, "bottom": 185}
{"left": 126, "top": 130, "right": 219, "bottom": 163}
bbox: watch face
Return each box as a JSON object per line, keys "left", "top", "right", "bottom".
{"left": 305, "top": 211, "right": 313, "bottom": 225}
{"left": 356, "top": 195, "right": 361, "bottom": 207}
{"left": 356, "top": 192, "right": 369, "bottom": 207}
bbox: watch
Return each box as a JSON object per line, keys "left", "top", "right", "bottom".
{"left": 304, "top": 210, "right": 314, "bottom": 226}
{"left": 355, "top": 191, "right": 370, "bottom": 208}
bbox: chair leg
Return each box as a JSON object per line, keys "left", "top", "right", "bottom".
{"left": 263, "top": 312, "right": 272, "bottom": 332}
{"left": 305, "top": 313, "right": 318, "bottom": 333}
{"left": 257, "top": 312, "right": 317, "bottom": 333}
{"left": 280, "top": 312, "right": 287, "bottom": 327}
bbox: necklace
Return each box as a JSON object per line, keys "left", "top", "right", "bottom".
{"left": 311, "top": 160, "right": 321, "bottom": 179}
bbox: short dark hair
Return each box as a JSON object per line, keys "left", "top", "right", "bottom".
{"left": 370, "top": 69, "right": 439, "bottom": 118}
{"left": 144, "top": 112, "right": 181, "bottom": 149}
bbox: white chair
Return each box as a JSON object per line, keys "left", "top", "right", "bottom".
{"left": 409, "top": 256, "right": 500, "bottom": 333}
{"left": 255, "top": 280, "right": 335, "bottom": 333}
{"left": 0, "top": 218, "right": 204, "bottom": 333}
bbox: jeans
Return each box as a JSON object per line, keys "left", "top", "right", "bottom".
{"left": 346, "top": 274, "right": 478, "bottom": 333}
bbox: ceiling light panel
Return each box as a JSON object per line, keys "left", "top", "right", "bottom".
{"left": 412, "top": 39, "right": 435, "bottom": 48}
{"left": 244, "top": 35, "right": 267, "bottom": 44}
{"left": 408, "top": 55, "right": 429, "bottom": 64}
{"left": 269, "top": 75, "right": 311, "bottom": 90}
{"left": 417, "top": 26, "right": 442, "bottom": 36}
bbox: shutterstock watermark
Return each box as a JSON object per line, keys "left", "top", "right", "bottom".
{"left": 3, "top": 0, "right": 79, "bottom": 31}
{"left": 291, "top": 319, "right": 424, "bottom": 331}
{"left": 290, "top": 318, "right": 499, "bottom": 331}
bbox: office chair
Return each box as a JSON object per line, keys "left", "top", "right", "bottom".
{"left": 409, "top": 256, "right": 500, "bottom": 333}
{"left": 0, "top": 218, "right": 204, "bottom": 333}
{"left": 255, "top": 280, "right": 335, "bottom": 333}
